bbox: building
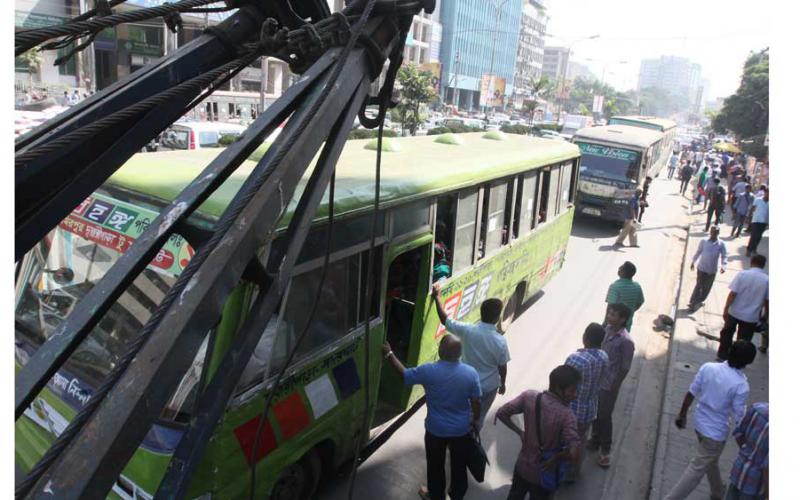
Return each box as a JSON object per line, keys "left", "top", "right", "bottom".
{"left": 439, "top": 0, "right": 523, "bottom": 111}
{"left": 638, "top": 55, "right": 703, "bottom": 103}
{"left": 566, "top": 61, "right": 595, "bottom": 81}
{"left": 542, "top": 46, "right": 569, "bottom": 81}
{"left": 512, "top": 0, "right": 549, "bottom": 108}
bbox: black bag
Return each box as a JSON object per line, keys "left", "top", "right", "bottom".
{"left": 466, "top": 432, "right": 490, "bottom": 482}
{"left": 535, "top": 393, "right": 570, "bottom": 492}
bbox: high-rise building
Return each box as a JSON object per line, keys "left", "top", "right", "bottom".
{"left": 566, "top": 61, "right": 595, "bottom": 81}
{"left": 439, "top": 0, "right": 523, "bottom": 111}
{"left": 512, "top": 0, "right": 549, "bottom": 107}
{"left": 542, "top": 46, "right": 570, "bottom": 81}
{"left": 637, "top": 55, "right": 703, "bottom": 103}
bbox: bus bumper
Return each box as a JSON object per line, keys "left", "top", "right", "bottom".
{"left": 575, "top": 193, "right": 629, "bottom": 222}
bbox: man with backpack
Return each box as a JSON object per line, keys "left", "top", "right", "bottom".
{"left": 705, "top": 178, "right": 726, "bottom": 232}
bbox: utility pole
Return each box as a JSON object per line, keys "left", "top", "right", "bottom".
{"left": 260, "top": 57, "right": 268, "bottom": 115}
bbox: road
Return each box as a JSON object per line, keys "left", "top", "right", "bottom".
{"left": 319, "top": 175, "right": 691, "bottom": 500}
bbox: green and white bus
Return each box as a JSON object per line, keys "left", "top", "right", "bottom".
{"left": 15, "top": 132, "right": 581, "bottom": 499}
{"left": 608, "top": 115, "right": 677, "bottom": 167}
{"left": 572, "top": 125, "right": 668, "bottom": 222}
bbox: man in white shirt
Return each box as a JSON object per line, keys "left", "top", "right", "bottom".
{"left": 746, "top": 187, "right": 768, "bottom": 257}
{"left": 664, "top": 341, "right": 756, "bottom": 500}
{"left": 717, "top": 254, "right": 768, "bottom": 361}
{"left": 431, "top": 283, "right": 510, "bottom": 429}
{"left": 688, "top": 226, "right": 727, "bottom": 312}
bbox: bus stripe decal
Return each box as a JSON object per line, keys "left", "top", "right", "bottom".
{"left": 332, "top": 358, "right": 361, "bottom": 400}
{"left": 233, "top": 416, "right": 278, "bottom": 465}
{"left": 305, "top": 375, "right": 338, "bottom": 419}
{"left": 273, "top": 392, "right": 311, "bottom": 440}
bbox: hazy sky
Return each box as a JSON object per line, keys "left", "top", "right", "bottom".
{"left": 544, "top": 0, "right": 770, "bottom": 100}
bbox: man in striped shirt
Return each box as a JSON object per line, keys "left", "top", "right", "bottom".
{"left": 564, "top": 323, "right": 609, "bottom": 481}
{"left": 727, "top": 402, "right": 768, "bottom": 500}
{"left": 605, "top": 261, "right": 645, "bottom": 332}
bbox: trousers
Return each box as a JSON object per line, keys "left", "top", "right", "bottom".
{"left": 478, "top": 388, "right": 498, "bottom": 430}
{"left": 705, "top": 205, "right": 724, "bottom": 231}
{"left": 506, "top": 472, "right": 553, "bottom": 500}
{"left": 590, "top": 388, "right": 620, "bottom": 453}
{"left": 424, "top": 431, "right": 471, "bottom": 500}
{"left": 680, "top": 178, "right": 691, "bottom": 194}
{"left": 717, "top": 314, "right": 758, "bottom": 360}
{"left": 565, "top": 420, "right": 592, "bottom": 481}
{"left": 615, "top": 219, "right": 638, "bottom": 246}
{"left": 746, "top": 222, "right": 767, "bottom": 253}
{"left": 663, "top": 432, "right": 726, "bottom": 500}
{"left": 689, "top": 270, "right": 716, "bottom": 307}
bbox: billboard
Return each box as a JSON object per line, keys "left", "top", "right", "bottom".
{"left": 420, "top": 62, "right": 442, "bottom": 93}
{"left": 592, "top": 95, "right": 605, "bottom": 113}
{"left": 480, "top": 75, "right": 506, "bottom": 107}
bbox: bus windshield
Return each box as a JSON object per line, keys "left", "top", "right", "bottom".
{"left": 15, "top": 194, "right": 199, "bottom": 421}
{"left": 576, "top": 142, "right": 640, "bottom": 183}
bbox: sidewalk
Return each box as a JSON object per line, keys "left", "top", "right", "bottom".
{"left": 649, "top": 195, "right": 769, "bottom": 500}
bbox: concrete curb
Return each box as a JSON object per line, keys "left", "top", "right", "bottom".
{"left": 648, "top": 195, "right": 695, "bottom": 500}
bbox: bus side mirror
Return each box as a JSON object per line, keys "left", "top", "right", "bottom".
{"left": 44, "top": 267, "right": 75, "bottom": 285}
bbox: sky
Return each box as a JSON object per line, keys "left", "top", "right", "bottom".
{"left": 544, "top": 0, "right": 770, "bottom": 100}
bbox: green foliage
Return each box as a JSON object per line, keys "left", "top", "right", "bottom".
{"left": 394, "top": 64, "right": 437, "bottom": 136}
{"left": 426, "top": 126, "right": 452, "bottom": 136}
{"left": 523, "top": 75, "right": 554, "bottom": 125}
{"left": 217, "top": 134, "right": 241, "bottom": 146}
{"left": 712, "top": 48, "right": 769, "bottom": 159}
{"left": 563, "top": 76, "right": 641, "bottom": 119}
{"left": 348, "top": 128, "right": 398, "bottom": 140}
{"left": 427, "top": 123, "right": 481, "bottom": 135}
{"left": 500, "top": 124, "right": 533, "bottom": 135}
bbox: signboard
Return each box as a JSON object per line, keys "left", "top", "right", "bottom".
{"left": 592, "top": 95, "right": 605, "bottom": 114}
{"left": 15, "top": 11, "right": 64, "bottom": 29}
{"left": 124, "top": 25, "right": 163, "bottom": 57}
{"left": 420, "top": 62, "right": 442, "bottom": 92}
{"left": 479, "top": 75, "right": 506, "bottom": 107}
{"left": 577, "top": 142, "right": 638, "bottom": 162}
{"left": 60, "top": 193, "right": 193, "bottom": 277}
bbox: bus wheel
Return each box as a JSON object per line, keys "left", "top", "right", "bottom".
{"left": 269, "top": 450, "right": 321, "bottom": 500}
{"left": 499, "top": 288, "right": 522, "bottom": 333}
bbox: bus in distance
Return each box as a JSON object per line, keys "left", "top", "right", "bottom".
{"left": 15, "top": 132, "right": 581, "bottom": 499}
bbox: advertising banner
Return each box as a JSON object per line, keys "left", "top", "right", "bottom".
{"left": 420, "top": 62, "right": 442, "bottom": 93}
{"left": 479, "top": 74, "right": 506, "bottom": 107}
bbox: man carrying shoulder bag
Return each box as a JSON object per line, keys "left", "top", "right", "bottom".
{"left": 496, "top": 365, "right": 582, "bottom": 499}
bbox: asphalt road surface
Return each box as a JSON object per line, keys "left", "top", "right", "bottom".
{"left": 319, "top": 175, "right": 690, "bottom": 500}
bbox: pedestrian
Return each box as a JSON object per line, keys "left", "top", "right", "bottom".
{"left": 431, "top": 283, "right": 510, "bottom": 429}
{"left": 696, "top": 166, "right": 709, "bottom": 205}
{"left": 382, "top": 336, "right": 481, "bottom": 500}
{"left": 729, "top": 175, "right": 750, "bottom": 208}
{"left": 664, "top": 341, "right": 756, "bottom": 500}
{"left": 564, "top": 323, "right": 609, "bottom": 482}
{"left": 588, "top": 303, "right": 634, "bottom": 468}
{"left": 745, "top": 188, "right": 768, "bottom": 257}
{"left": 731, "top": 185, "right": 754, "bottom": 238}
{"left": 70, "top": 89, "right": 80, "bottom": 105}
{"left": 605, "top": 261, "right": 644, "bottom": 332}
{"left": 726, "top": 402, "right": 768, "bottom": 500}
{"left": 60, "top": 91, "right": 70, "bottom": 106}
{"left": 717, "top": 254, "right": 768, "bottom": 361}
{"left": 613, "top": 189, "right": 642, "bottom": 248}
{"left": 638, "top": 176, "right": 652, "bottom": 222}
{"left": 496, "top": 365, "right": 582, "bottom": 500}
{"left": 680, "top": 161, "right": 694, "bottom": 196}
{"left": 705, "top": 178, "right": 726, "bottom": 231}
{"left": 694, "top": 149, "right": 704, "bottom": 169}
{"left": 668, "top": 151, "right": 679, "bottom": 179}
{"left": 688, "top": 225, "right": 728, "bottom": 312}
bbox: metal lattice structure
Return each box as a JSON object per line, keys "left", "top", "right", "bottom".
{"left": 14, "top": 0, "right": 434, "bottom": 497}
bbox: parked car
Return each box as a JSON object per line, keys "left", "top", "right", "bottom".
{"left": 159, "top": 122, "right": 247, "bottom": 150}
{"left": 538, "top": 129, "right": 563, "bottom": 140}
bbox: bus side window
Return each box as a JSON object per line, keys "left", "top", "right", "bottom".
{"left": 479, "top": 181, "right": 508, "bottom": 258}
{"left": 434, "top": 196, "right": 456, "bottom": 282}
{"left": 514, "top": 171, "right": 538, "bottom": 237}
{"left": 452, "top": 189, "right": 480, "bottom": 273}
{"left": 559, "top": 161, "right": 574, "bottom": 213}
{"left": 503, "top": 179, "right": 515, "bottom": 243}
{"left": 538, "top": 169, "right": 550, "bottom": 224}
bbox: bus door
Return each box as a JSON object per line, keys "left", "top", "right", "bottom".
{"left": 377, "top": 237, "right": 431, "bottom": 412}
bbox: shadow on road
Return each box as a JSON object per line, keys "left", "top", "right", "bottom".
{"left": 570, "top": 218, "right": 621, "bottom": 239}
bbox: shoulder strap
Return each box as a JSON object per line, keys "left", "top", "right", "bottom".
{"left": 535, "top": 392, "right": 544, "bottom": 451}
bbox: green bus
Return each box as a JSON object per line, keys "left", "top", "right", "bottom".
{"left": 572, "top": 125, "right": 668, "bottom": 222}
{"left": 15, "top": 132, "right": 581, "bottom": 499}
{"left": 608, "top": 115, "right": 678, "bottom": 166}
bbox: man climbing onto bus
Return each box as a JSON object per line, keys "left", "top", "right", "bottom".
{"left": 431, "top": 283, "right": 510, "bottom": 429}
{"left": 383, "top": 335, "right": 481, "bottom": 500}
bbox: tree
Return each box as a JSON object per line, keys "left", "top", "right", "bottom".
{"left": 712, "top": 48, "right": 768, "bottom": 158}
{"left": 394, "top": 64, "right": 437, "bottom": 136}
{"left": 522, "top": 75, "right": 552, "bottom": 125}
{"left": 17, "top": 50, "right": 42, "bottom": 90}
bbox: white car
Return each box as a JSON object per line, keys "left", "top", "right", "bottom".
{"left": 539, "top": 130, "right": 563, "bottom": 140}
{"left": 160, "top": 121, "right": 247, "bottom": 150}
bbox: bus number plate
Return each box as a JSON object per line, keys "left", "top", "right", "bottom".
{"left": 582, "top": 207, "right": 601, "bottom": 216}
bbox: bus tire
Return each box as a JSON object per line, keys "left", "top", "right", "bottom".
{"left": 499, "top": 287, "right": 523, "bottom": 333}
{"left": 269, "top": 449, "right": 321, "bottom": 500}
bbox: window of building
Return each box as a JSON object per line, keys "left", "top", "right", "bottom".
{"left": 452, "top": 188, "right": 480, "bottom": 273}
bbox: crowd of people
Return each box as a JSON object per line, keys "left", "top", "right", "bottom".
{"left": 379, "top": 139, "right": 768, "bottom": 500}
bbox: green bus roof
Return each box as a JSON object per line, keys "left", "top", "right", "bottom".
{"left": 608, "top": 115, "right": 677, "bottom": 132}
{"left": 572, "top": 125, "right": 664, "bottom": 150}
{"left": 107, "top": 132, "right": 580, "bottom": 225}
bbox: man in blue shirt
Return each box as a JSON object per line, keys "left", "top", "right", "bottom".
{"left": 383, "top": 335, "right": 481, "bottom": 500}
{"left": 688, "top": 225, "right": 728, "bottom": 312}
{"left": 431, "top": 283, "right": 510, "bottom": 429}
{"left": 614, "top": 188, "right": 642, "bottom": 248}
